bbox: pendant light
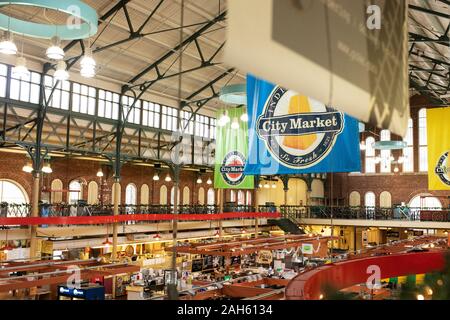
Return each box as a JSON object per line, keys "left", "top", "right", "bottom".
{"left": 271, "top": 182, "right": 277, "bottom": 189}
{"left": 1, "top": 229, "right": 13, "bottom": 254}
{"left": 153, "top": 233, "right": 161, "bottom": 240}
{"left": 0, "top": 31, "right": 17, "bottom": 55}
{"left": 46, "top": 36, "right": 65, "bottom": 60}
{"left": 80, "top": 46, "right": 96, "bottom": 78}
{"left": 206, "top": 178, "right": 212, "bottom": 185}
{"left": 22, "top": 157, "right": 33, "bottom": 173}
{"left": 214, "top": 230, "right": 220, "bottom": 238}
{"left": 165, "top": 174, "right": 172, "bottom": 182}
{"left": 153, "top": 172, "right": 160, "bottom": 181}
{"left": 231, "top": 118, "right": 239, "bottom": 130}
{"left": 218, "top": 110, "right": 230, "bottom": 127}
{"left": 264, "top": 182, "right": 270, "bottom": 189}
{"left": 42, "top": 163, "right": 52, "bottom": 174}
{"left": 12, "top": 56, "right": 29, "bottom": 79}
{"left": 96, "top": 168, "right": 104, "bottom": 177}
{"left": 240, "top": 112, "right": 249, "bottom": 122}
{"left": 196, "top": 177, "right": 203, "bottom": 184}
{"left": 54, "top": 60, "right": 69, "bottom": 81}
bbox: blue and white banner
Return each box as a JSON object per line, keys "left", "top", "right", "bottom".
{"left": 244, "top": 75, "right": 361, "bottom": 175}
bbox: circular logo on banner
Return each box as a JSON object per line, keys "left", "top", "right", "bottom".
{"left": 220, "top": 151, "right": 246, "bottom": 186}
{"left": 256, "top": 87, "right": 344, "bottom": 169}
{"left": 435, "top": 151, "right": 450, "bottom": 186}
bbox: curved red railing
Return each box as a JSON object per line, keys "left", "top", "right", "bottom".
{"left": 285, "top": 251, "right": 447, "bottom": 300}
{"left": 0, "top": 211, "right": 280, "bottom": 226}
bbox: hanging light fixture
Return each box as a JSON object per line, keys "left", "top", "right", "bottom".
{"left": 231, "top": 118, "right": 240, "bottom": 130}
{"left": 102, "top": 238, "right": 112, "bottom": 248}
{"left": 1, "top": 229, "right": 13, "bottom": 254}
{"left": 22, "top": 157, "right": 33, "bottom": 173}
{"left": 196, "top": 175, "right": 203, "bottom": 184}
{"left": 214, "top": 230, "right": 220, "bottom": 238}
{"left": 264, "top": 182, "right": 270, "bottom": 189}
{"left": 240, "top": 113, "right": 249, "bottom": 122}
{"left": 42, "top": 163, "right": 52, "bottom": 174}
{"left": 54, "top": 60, "right": 69, "bottom": 81}
{"left": 46, "top": 36, "right": 65, "bottom": 60}
{"left": 165, "top": 174, "right": 172, "bottom": 182}
{"left": 271, "top": 182, "right": 277, "bottom": 189}
{"left": 0, "top": 31, "right": 17, "bottom": 55}
{"left": 258, "top": 183, "right": 262, "bottom": 189}
{"left": 206, "top": 178, "right": 212, "bottom": 185}
{"left": 12, "top": 56, "right": 30, "bottom": 79}
{"left": 96, "top": 169, "right": 104, "bottom": 177}
{"left": 153, "top": 172, "right": 160, "bottom": 181}
{"left": 394, "top": 166, "right": 399, "bottom": 173}
{"left": 80, "top": 46, "right": 96, "bottom": 78}
{"left": 153, "top": 233, "right": 161, "bottom": 239}
{"left": 218, "top": 111, "right": 230, "bottom": 127}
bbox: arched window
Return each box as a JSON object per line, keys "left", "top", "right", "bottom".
{"left": 69, "top": 180, "right": 82, "bottom": 204}
{"left": 311, "top": 179, "right": 325, "bottom": 198}
{"left": 159, "top": 185, "right": 168, "bottom": 205}
{"left": 140, "top": 184, "right": 149, "bottom": 205}
{"left": 349, "top": 191, "right": 361, "bottom": 207}
{"left": 237, "top": 190, "right": 245, "bottom": 205}
{"left": 380, "top": 130, "right": 391, "bottom": 173}
{"left": 379, "top": 191, "right": 392, "bottom": 208}
{"left": 409, "top": 194, "right": 442, "bottom": 209}
{"left": 87, "top": 181, "right": 98, "bottom": 205}
{"left": 182, "top": 186, "right": 190, "bottom": 205}
{"left": 365, "top": 137, "right": 376, "bottom": 173}
{"left": 365, "top": 192, "right": 376, "bottom": 218}
{"left": 170, "top": 186, "right": 180, "bottom": 206}
{"left": 198, "top": 187, "right": 205, "bottom": 205}
{"left": 207, "top": 188, "right": 215, "bottom": 205}
{"left": 0, "top": 179, "right": 28, "bottom": 204}
{"left": 50, "top": 179, "right": 63, "bottom": 203}
{"left": 246, "top": 191, "right": 252, "bottom": 206}
{"left": 125, "top": 184, "right": 137, "bottom": 205}
{"left": 403, "top": 118, "right": 414, "bottom": 172}
{"left": 365, "top": 192, "right": 376, "bottom": 207}
{"left": 419, "top": 108, "right": 428, "bottom": 172}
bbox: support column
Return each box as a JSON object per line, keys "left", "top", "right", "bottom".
{"left": 29, "top": 172, "right": 41, "bottom": 260}
{"left": 254, "top": 176, "right": 259, "bottom": 238}
{"left": 218, "top": 188, "right": 224, "bottom": 239}
{"left": 112, "top": 178, "right": 120, "bottom": 262}
{"left": 168, "top": 165, "right": 180, "bottom": 300}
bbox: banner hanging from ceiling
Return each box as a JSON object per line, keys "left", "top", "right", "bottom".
{"left": 427, "top": 108, "right": 450, "bottom": 190}
{"left": 214, "top": 107, "right": 254, "bottom": 189}
{"left": 244, "top": 75, "right": 361, "bottom": 175}
{"left": 225, "top": 0, "right": 409, "bottom": 137}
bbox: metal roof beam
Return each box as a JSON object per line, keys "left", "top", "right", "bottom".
{"left": 409, "top": 4, "right": 450, "bottom": 19}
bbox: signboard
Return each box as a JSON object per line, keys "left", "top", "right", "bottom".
{"left": 214, "top": 107, "right": 254, "bottom": 189}
{"left": 256, "top": 250, "right": 273, "bottom": 264}
{"left": 230, "top": 255, "right": 241, "bottom": 266}
{"left": 427, "top": 108, "right": 450, "bottom": 190}
{"left": 301, "top": 243, "right": 314, "bottom": 255}
{"left": 386, "top": 230, "right": 400, "bottom": 238}
{"left": 245, "top": 75, "right": 361, "bottom": 175}
{"left": 225, "top": 0, "right": 409, "bottom": 136}
{"left": 203, "top": 255, "right": 214, "bottom": 271}
{"left": 191, "top": 258, "right": 203, "bottom": 272}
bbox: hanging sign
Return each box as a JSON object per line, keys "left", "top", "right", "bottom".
{"left": 256, "top": 250, "right": 273, "bottom": 264}
{"left": 301, "top": 243, "right": 314, "bottom": 255}
{"left": 225, "top": 0, "right": 409, "bottom": 136}
{"left": 427, "top": 108, "right": 450, "bottom": 190}
{"left": 245, "top": 75, "right": 361, "bottom": 175}
{"left": 214, "top": 107, "right": 254, "bottom": 189}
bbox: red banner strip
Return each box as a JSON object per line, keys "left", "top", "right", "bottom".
{"left": 0, "top": 212, "right": 280, "bottom": 226}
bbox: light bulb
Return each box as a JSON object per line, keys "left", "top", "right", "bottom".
{"left": 46, "top": 36, "right": 65, "bottom": 60}
{"left": 416, "top": 294, "right": 425, "bottom": 300}
{"left": 231, "top": 119, "right": 239, "bottom": 130}
{"left": 12, "top": 56, "right": 29, "bottom": 79}
{"left": 196, "top": 178, "right": 203, "bottom": 184}
{"left": 240, "top": 113, "right": 249, "bottom": 122}
{"left": 0, "top": 31, "right": 17, "bottom": 55}
{"left": 394, "top": 166, "right": 399, "bottom": 173}
{"left": 271, "top": 182, "right": 276, "bottom": 189}
{"left": 165, "top": 174, "right": 172, "bottom": 182}
{"left": 264, "top": 183, "right": 270, "bottom": 189}
{"left": 153, "top": 173, "right": 160, "bottom": 181}
{"left": 258, "top": 183, "right": 262, "bottom": 189}
{"left": 96, "top": 169, "right": 104, "bottom": 177}
{"left": 54, "top": 61, "right": 69, "bottom": 81}
{"left": 218, "top": 113, "right": 230, "bottom": 127}
{"left": 206, "top": 178, "right": 212, "bottom": 185}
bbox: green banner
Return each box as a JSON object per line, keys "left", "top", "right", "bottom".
{"left": 214, "top": 107, "right": 254, "bottom": 189}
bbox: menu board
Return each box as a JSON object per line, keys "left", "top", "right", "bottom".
{"left": 191, "top": 259, "right": 203, "bottom": 272}
{"left": 203, "top": 255, "right": 214, "bottom": 271}
{"left": 213, "top": 256, "right": 224, "bottom": 269}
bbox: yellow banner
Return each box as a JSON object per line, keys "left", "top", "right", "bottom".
{"left": 427, "top": 108, "right": 450, "bottom": 190}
